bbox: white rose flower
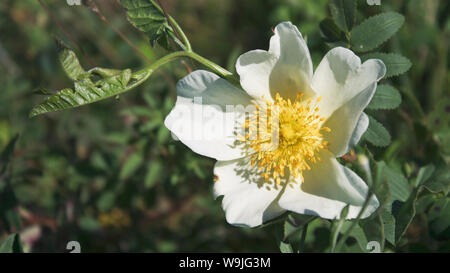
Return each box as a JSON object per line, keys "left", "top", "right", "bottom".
{"left": 165, "top": 22, "right": 385, "bottom": 227}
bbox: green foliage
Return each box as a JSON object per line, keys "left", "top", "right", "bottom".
{"left": 362, "top": 53, "right": 412, "bottom": 78}
{"left": 0, "top": 0, "right": 448, "bottom": 254}
{"left": 428, "top": 197, "right": 450, "bottom": 238}
{"left": 278, "top": 214, "right": 315, "bottom": 253}
{"left": 0, "top": 134, "right": 19, "bottom": 175}
{"left": 363, "top": 115, "right": 391, "bottom": 147}
{"left": 0, "top": 234, "right": 23, "bottom": 253}
{"left": 394, "top": 187, "right": 421, "bottom": 243}
{"left": 367, "top": 155, "right": 449, "bottom": 246}
{"left": 144, "top": 161, "right": 163, "bottom": 189}
{"left": 330, "top": 205, "right": 349, "bottom": 252}
{"left": 380, "top": 209, "right": 396, "bottom": 245}
{"left": 279, "top": 241, "right": 294, "bottom": 253}
{"left": 378, "top": 162, "right": 411, "bottom": 203}
{"left": 416, "top": 160, "right": 450, "bottom": 195}
{"left": 319, "top": 18, "right": 347, "bottom": 47}
{"left": 121, "top": 0, "right": 179, "bottom": 50}
{"left": 339, "top": 221, "right": 368, "bottom": 252}
{"left": 283, "top": 214, "right": 314, "bottom": 241}
{"left": 59, "top": 47, "right": 86, "bottom": 81}
{"left": 120, "top": 151, "right": 144, "bottom": 180}
{"left": 328, "top": 0, "right": 356, "bottom": 33}
{"left": 350, "top": 12, "right": 405, "bottom": 52}
{"left": 367, "top": 84, "right": 402, "bottom": 110}
{"left": 0, "top": 136, "right": 21, "bottom": 234}
{"left": 29, "top": 47, "right": 144, "bottom": 117}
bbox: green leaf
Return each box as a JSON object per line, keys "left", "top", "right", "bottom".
{"left": 273, "top": 213, "right": 315, "bottom": 253}
{"left": 394, "top": 162, "right": 449, "bottom": 243}
{"left": 374, "top": 173, "right": 391, "bottom": 210}
{"left": 59, "top": 48, "right": 86, "bottom": 81}
{"left": 365, "top": 156, "right": 398, "bottom": 247}
{"left": 283, "top": 214, "right": 315, "bottom": 241}
{"left": 283, "top": 217, "right": 301, "bottom": 241}
{"left": 0, "top": 234, "right": 23, "bottom": 253}
{"left": 361, "top": 208, "right": 395, "bottom": 249}
{"left": 88, "top": 67, "right": 126, "bottom": 78}
{"left": 30, "top": 48, "right": 147, "bottom": 117}
{"left": 120, "top": 151, "right": 144, "bottom": 180}
{"left": 380, "top": 209, "right": 396, "bottom": 245}
{"left": 380, "top": 162, "right": 411, "bottom": 203}
{"left": 121, "top": 106, "right": 154, "bottom": 117}
{"left": 415, "top": 195, "right": 436, "bottom": 214}
{"left": 367, "top": 152, "right": 391, "bottom": 207}
{"left": 367, "top": 84, "right": 402, "bottom": 110}
{"left": 0, "top": 134, "right": 19, "bottom": 175}
{"left": 428, "top": 197, "right": 450, "bottom": 238}
{"left": 362, "top": 53, "right": 412, "bottom": 78}
{"left": 329, "top": 0, "right": 356, "bottom": 33}
{"left": 319, "top": 18, "right": 347, "bottom": 47}
{"left": 256, "top": 212, "right": 288, "bottom": 229}
{"left": 350, "top": 12, "right": 405, "bottom": 52}
{"left": 363, "top": 115, "right": 391, "bottom": 147}
{"left": 79, "top": 216, "right": 101, "bottom": 232}
{"left": 340, "top": 221, "right": 368, "bottom": 252}
{"left": 96, "top": 191, "right": 116, "bottom": 212}
{"left": 416, "top": 164, "right": 436, "bottom": 186}
{"left": 144, "top": 161, "right": 162, "bottom": 189}
{"left": 4, "top": 210, "right": 22, "bottom": 231}
{"left": 419, "top": 160, "right": 450, "bottom": 195}
{"left": 120, "top": 0, "right": 178, "bottom": 49}
{"left": 379, "top": 159, "right": 449, "bottom": 244}
{"left": 279, "top": 241, "right": 294, "bottom": 253}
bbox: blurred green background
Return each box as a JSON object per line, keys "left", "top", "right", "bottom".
{"left": 0, "top": 0, "right": 448, "bottom": 252}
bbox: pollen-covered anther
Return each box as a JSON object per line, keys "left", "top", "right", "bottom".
{"left": 241, "top": 92, "right": 330, "bottom": 185}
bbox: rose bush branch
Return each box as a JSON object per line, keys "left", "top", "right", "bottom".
{"left": 29, "top": 48, "right": 237, "bottom": 117}
{"left": 30, "top": 0, "right": 241, "bottom": 117}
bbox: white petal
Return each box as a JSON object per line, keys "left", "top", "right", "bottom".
{"left": 214, "top": 157, "right": 285, "bottom": 227}
{"left": 347, "top": 112, "right": 369, "bottom": 152}
{"left": 312, "top": 47, "right": 386, "bottom": 118}
{"left": 164, "top": 70, "right": 253, "bottom": 161}
{"left": 235, "top": 50, "right": 277, "bottom": 102}
{"left": 236, "top": 22, "right": 314, "bottom": 102}
{"left": 278, "top": 153, "right": 379, "bottom": 219}
{"left": 322, "top": 83, "right": 375, "bottom": 157}
{"left": 269, "top": 22, "right": 314, "bottom": 100}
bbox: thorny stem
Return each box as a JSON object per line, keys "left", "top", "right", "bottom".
{"left": 129, "top": 51, "right": 238, "bottom": 89}
{"left": 156, "top": 0, "right": 192, "bottom": 52}
{"left": 155, "top": 0, "right": 195, "bottom": 72}
{"left": 169, "top": 14, "right": 192, "bottom": 52}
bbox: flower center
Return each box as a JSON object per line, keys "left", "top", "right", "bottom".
{"left": 242, "top": 92, "right": 330, "bottom": 185}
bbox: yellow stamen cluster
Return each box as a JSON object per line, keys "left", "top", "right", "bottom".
{"left": 241, "top": 92, "right": 330, "bottom": 185}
